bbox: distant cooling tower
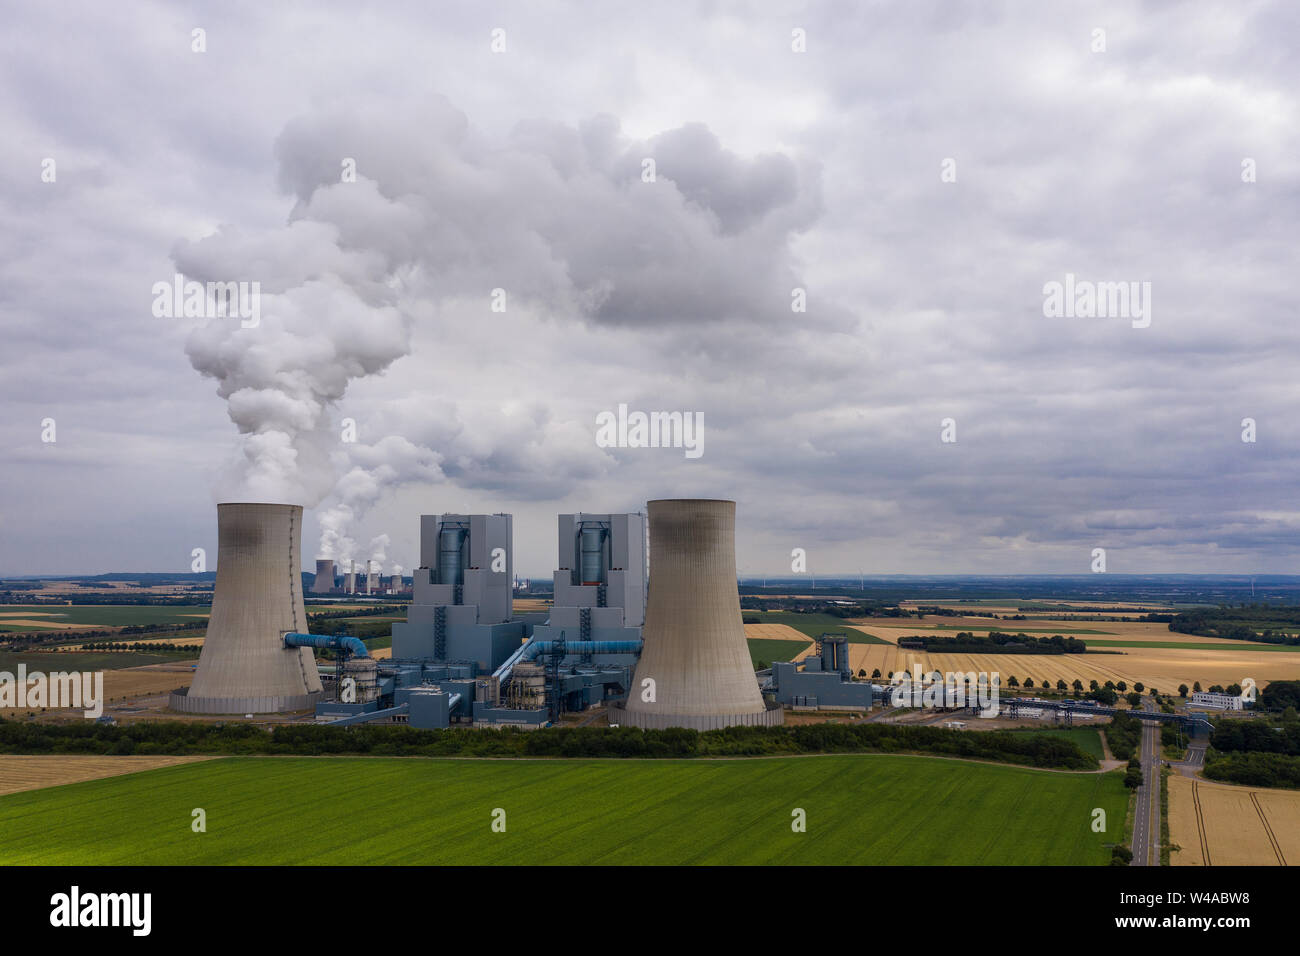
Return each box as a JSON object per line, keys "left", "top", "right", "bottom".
{"left": 311, "top": 558, "right": 335, "bottom": 594}
{"left": 617, "top": 499, "right": 782, "bottom": 730}
{"left": 170, "top": 503, "right": 323, "bottom": 714}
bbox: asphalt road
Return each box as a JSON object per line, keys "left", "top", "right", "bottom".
{"left": 1131, "top": 700, "right": 1161, "bottom": 866}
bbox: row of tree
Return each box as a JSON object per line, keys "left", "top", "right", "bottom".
{"left": 0, "top": 718, "right": 1098, "bottom": 769}
{"left": 895, "top": 631, "right": 1087, "bottom": 655}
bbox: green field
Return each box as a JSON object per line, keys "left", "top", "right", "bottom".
{"left": 1023, "top": 728, "right": 1106, "bottom": 761}
{"left": 0, "top": 650, "right": 198, "bottom": 671}
{"left": 751, "top": 612, "right": 890, "bottom": 644}
{"left": 747, "top": 638, "right": 811, "bottom": 667}
{"left": 0, "top": 605, "right": 210, "bottom": 628}
{"left": 0, "top": 754, "right": 1128, "bottom": 865}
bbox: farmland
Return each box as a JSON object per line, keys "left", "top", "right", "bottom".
{"left": 747, "top": 638, "right": 813, "bottom": 668}
{"left": 0, "top": 755, "right": 212, "bottom": 796}
{"left": 0, "top": 754, "right": 1128, "bottom": 865}
{"left": 0, "top": 606, "right": 210, "bottom": 629}
{"left": 844, "top": 616, "right": 1300, "bottom": 690}
{"left": 1167, "top": 775, "right": 1300, "bottom": 866}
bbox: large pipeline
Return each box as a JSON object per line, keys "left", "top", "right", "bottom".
{"left": 283, "top": 632, "right": 370, "bottom": 658}
{"left": 492, "top": 637, "right": 642, "bottom": 683}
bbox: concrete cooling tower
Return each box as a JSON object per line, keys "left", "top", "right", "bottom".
{"left": 170, "top": 503, "right": 323, "bottom": 714}
{"left": 617, "top": 499, "right": 782, "bottom": 730}
{"left": 311, "top": 558, "right": 335, "bottom": 594}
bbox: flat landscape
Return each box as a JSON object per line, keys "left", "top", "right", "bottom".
{"left": 0, "top": 754, "right": 1128, "bottom": 865}
{"left": 845, "top": 617, "right": 1300, "bottom": 690}
{"left": 0, "top": 755, "right": 212, "bottom": 796}
{"left": 1167, "top": 775, "right": 1300, "bottom": 867}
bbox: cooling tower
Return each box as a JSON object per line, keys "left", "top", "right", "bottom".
{"left": 170, "top": 503, "right": 323, "bottom": 714}
{"left": 311, "top": 558, "right": 335, "bottom": 594}
{"left": 617, "top": 499, "right": 782, "bottom": 730}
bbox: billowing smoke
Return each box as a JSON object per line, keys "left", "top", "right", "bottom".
{"left": 368, "top": 533, "right": 390, "bottom": 571}
{"left": 316, "top": 435, "right": 442, "bottom": 565}
{"left": 176, "top": 223, "right": 414, "bottom": 505}
{"left": 176, "top": 93, "right": 824, "bottom": 520}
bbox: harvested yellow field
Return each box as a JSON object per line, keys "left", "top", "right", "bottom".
{"left": 850, "top": 618, "right": 1255, "bottom": 646}
{"left": 1168, "top": 776, "right": 1300, "bottom": 866}
{"left": 744, "top": 623, "right": 811, "bottom": 642}
{"left": 844, "top": 624, "right": 1300, "bottom": 690}
{"left": 370, "top": 647, "right": 393, "bottom": 660}
{"left": 0, "top": 755, "right": 213, "bottom": 796}
{"left": 0, "top": 667, "right": 193, "bottom": 714}
{"left": 844, "top": 643, "right": 906, "bottom": 678}
{"left": 513, "top": 598, "right": 552, "bottom": 612}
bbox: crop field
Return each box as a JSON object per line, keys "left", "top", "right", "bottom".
{"left": 0, "top": 605, "right": 211, "bottom": 630}
{"left": 0, "top": 754, "right": 1129, "bottom": 865}
{"left": 1024, "top": 728, "right": 1106, "bottom": 761}
{"left": 0, "top": 650, "right": 198, "bottom": 672}
{"left": 844, "top": 618, "right": 1300, "bottom": 691}
{"left": 747, "top": 611, "right": 889, "bottom": 644}
{"left": 0, "top": 755, "right": 212, "bottom": 796}
{"left": 1167, "top": 775, "right": 1300, "bottom": 866}
{"left": 746, "top": 638, "right": 813, "bottom": 667}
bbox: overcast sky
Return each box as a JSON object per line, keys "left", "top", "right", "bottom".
{"left": 2, "top": 1, "right": 1298, "bottom": 577}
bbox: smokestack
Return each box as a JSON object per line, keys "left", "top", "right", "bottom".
{"left": 618, "top": 499, "right": 782, "bottom": 730}
{"left": 171, "top": 503, "right": 323, "bottom": 714}
{"left": 311, "top": 558, "right": 335, "bottom": 594}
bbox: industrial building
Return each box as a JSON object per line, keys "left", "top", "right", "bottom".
{"left": 1189, "top": 691, "right": 1245, "bottom": 711}
{"left": 172, "top": 498, "right": 812, "bottom": 727}
{"left": 768, "top": 635, "right": 876, "bottom": 711}
{"left": 318, "top": 511, "right": 647, "bottom": 728}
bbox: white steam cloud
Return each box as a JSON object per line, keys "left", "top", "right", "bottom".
{"left": 175, "top": 93, "right": 823, "bottom": 536}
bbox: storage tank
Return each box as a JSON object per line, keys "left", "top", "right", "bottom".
{"left": 618, "top": 499, "right": 782, "bottom": 730}
{"left": 170, "top": 503, "right": 323, "bottom": 714}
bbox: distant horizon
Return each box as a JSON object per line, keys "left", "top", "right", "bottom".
{"left": 5, "top": 571, "right": 1300, "bottom": 582}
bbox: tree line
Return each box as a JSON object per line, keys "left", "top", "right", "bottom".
{"left": 0, "top": 718, "right": 1097, "bottom": 769}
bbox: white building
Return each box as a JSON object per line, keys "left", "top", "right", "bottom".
{"left": 1190, "top": 691, "right": 1244, "bottom": 711}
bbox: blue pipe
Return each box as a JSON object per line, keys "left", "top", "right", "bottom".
{"left": 284, "top": 632, "right": 370, "bottom": 658}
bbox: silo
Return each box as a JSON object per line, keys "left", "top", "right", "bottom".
{"left": 170, "top": 503, "right": 323, "bottom": 714}
{"left": 617, "top": 499, "right": 782, "bottom": 730}
{"left": 311, "top": 558, "right": 335, "bottom": 594}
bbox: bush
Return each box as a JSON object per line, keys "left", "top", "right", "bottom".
{"left": 1105, "top": 713, "right": 1142, "bottom": 761}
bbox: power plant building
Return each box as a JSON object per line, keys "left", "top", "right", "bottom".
{"left": 390, "top": 513, "right": 524, "bottom": 670}
{"left": 769, "top": 635, "right": 876, "bottom": 711}
{"left": 174, "top": 500, "right": 786, "bottom": 729}
{"left": 530, "top": 513, "right": 646, "bottom": 646}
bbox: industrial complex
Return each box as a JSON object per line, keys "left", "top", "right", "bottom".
{"left": 168, "top": 498, "right": 876, "bottom": 728}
